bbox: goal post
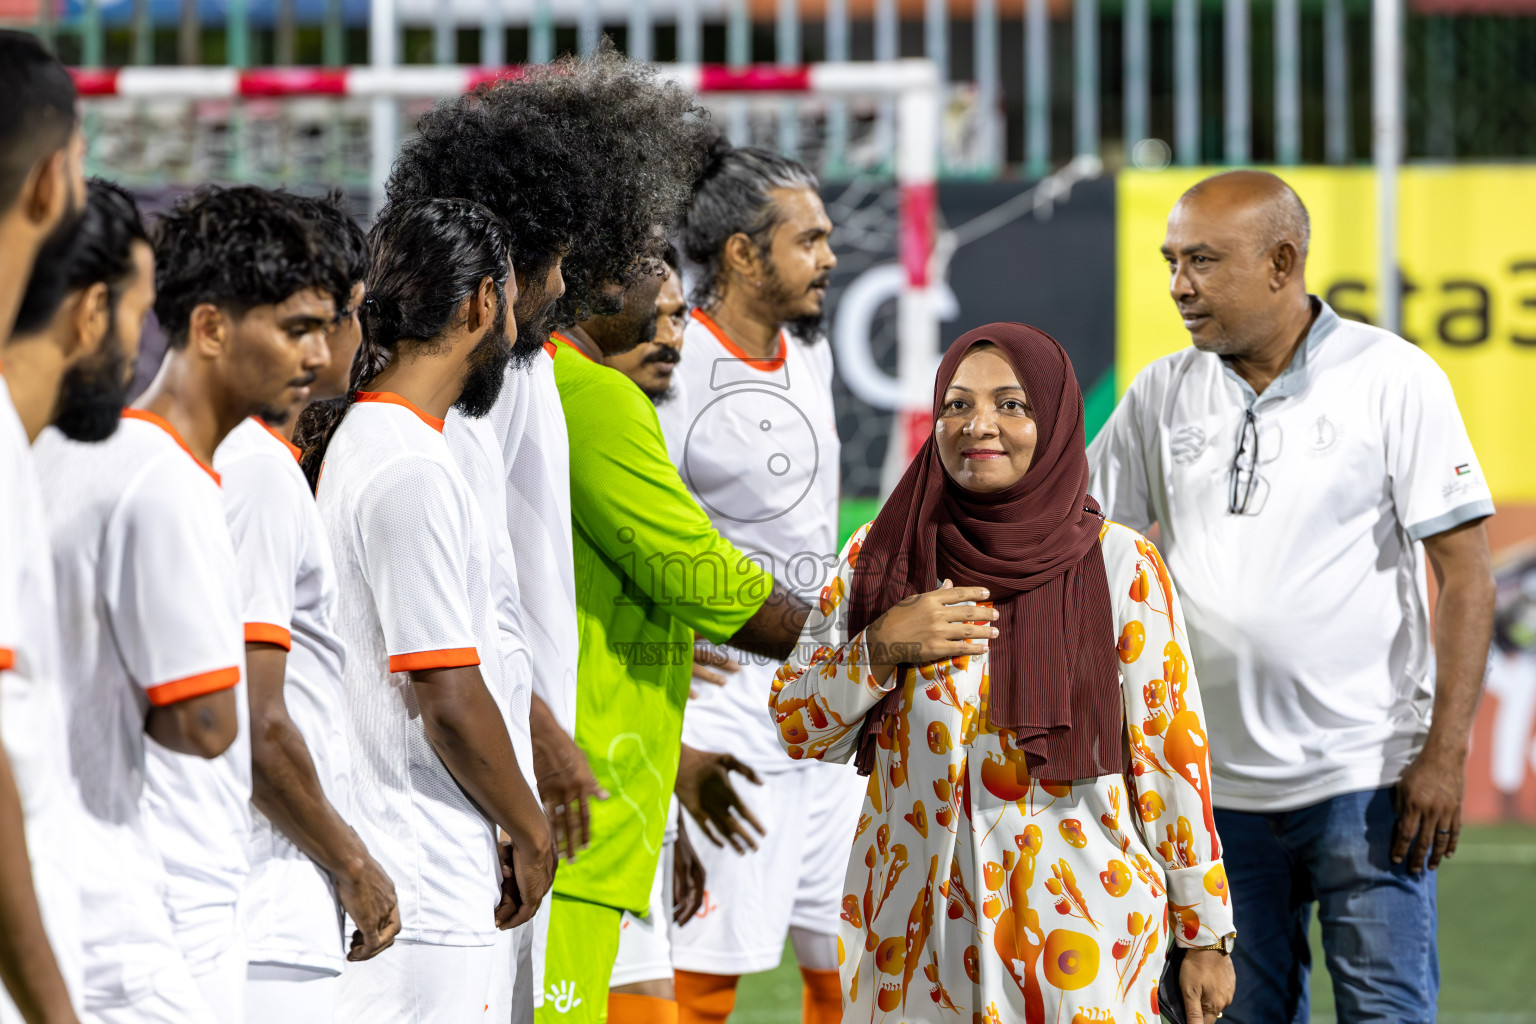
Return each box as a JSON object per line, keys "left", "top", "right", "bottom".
{"left": 68, "top": 59, "right": 943, "bottom": 496}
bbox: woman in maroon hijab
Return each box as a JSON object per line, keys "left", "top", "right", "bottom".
{"left": 770, "top": 324, "right": 1235, "bottom": 1023}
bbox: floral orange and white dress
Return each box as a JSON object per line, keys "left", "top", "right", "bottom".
{"left": 770, "top": 520, "right": 1234, "bottom": 1024}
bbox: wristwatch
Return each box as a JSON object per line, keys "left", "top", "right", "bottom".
{"left": 1190, "top": 933, "right": 1236, "bottom": 955}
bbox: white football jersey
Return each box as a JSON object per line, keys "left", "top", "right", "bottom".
{"left": 216, "top": 417, "right": 351, "bottom": 973}
{"left": 444, "top": 408, "right": 536, "bottom": 790}
{"left": 665, "top": 311, "right": 842, "bottom": 774}
{"left": 35, "top": 410, "right": 244, "bottom": 1007}
{"left": 481, "top": 346, "right": 579, "bottom": 737}
{"left": 317, "top": 392, "right": 505, "bottom": 945}
{"left": 0, "top": 379, "right": 83, "bottom": 1023}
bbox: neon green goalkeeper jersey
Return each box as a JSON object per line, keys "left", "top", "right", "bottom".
{"left": 549, "top": 334, "right": 772, "bottom": 914}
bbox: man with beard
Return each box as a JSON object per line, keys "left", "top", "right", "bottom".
{"left": 1, "top": 179, "right": 151, "bottom": 1024}
{"left": 35, "top": 184, "right": 340, "bottom": 1023}
{"left": 0, "top": 32, "right": 89, "bottom": 1024}
{"left": 213, "top": 192, "right": 400, "bottom": 1024}
{"left": 298, "top": 198, "right": 554, "bottom": 1023}
{"left": 602, "top": 247, "right": 688, "bottom": 457}
{"left": 667, "top": 139, "right": 859, "bottom": 1024}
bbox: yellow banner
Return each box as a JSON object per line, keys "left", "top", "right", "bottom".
{"left": 1117, "top": 166, "right": 1536, "bottom": 502}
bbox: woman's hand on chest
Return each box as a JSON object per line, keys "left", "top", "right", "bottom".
{"left": 865, "top": 580, "right": 999, "bottom": 687}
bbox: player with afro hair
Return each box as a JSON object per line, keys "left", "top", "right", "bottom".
{"left": 385, "top": 44, "right": 707, "bottom": 348}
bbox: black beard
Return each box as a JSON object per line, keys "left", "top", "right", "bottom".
{"left": 784, "top": 311, "right": 826, "bottom": 344}
{"left": 511, "top": 283, "right": 562, "bottom": 369}
{"left": 454, "top": 302, "right": 513, "bottom": 419}
{"left": 761, "top": 259, "right": 829, "bottom": 345}
{"left": 52, "top": 319, "right": 132, "bottom": 442}
{"left": 650, "top": 385, "right": 677, "bottom": 406}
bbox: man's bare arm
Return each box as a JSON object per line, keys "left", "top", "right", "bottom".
{"left": 0, "top": 741, "right": 77, "bottom": 1024}
{"left": 1392, "top": 518, "right": 1496, "bottom": 873}
{"left": 144, "top": 687, "right": 239, "bottom": 758}
{"left": 725, "top": 579, "right": 811, "bottom": 663}
{"left": 246, "top": 644, "right": 400, "bottom": 960}
{"left": 410, "top": 665, "right": 554, "bottom": 927}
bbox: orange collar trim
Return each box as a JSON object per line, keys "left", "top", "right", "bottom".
{"left": 122, "top": 409, "right": 222, "bottom": 486}
{"left": 551, "top": 331, "right": 602, "bottom": 366}
{"left": 690, "top": 308, "right": 786, "bottom": 372}
{"left": 541, "top": 340, "right": 558, "bottom": 360}
{"left": 354, "top": 391, "right": 446, "bottom": 433}
{"left": 255, "top": 417, "right": 303, "bottom": 463}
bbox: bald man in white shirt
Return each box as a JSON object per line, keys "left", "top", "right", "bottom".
{"left": 1089, "top": 170, "right": 1496, "bottom": 1024}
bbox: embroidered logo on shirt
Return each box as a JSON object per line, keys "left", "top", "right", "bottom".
{"left": 1455, "top": 463, "right": 1472, "bottom": 477}
{"left": 1170, "top": 426, "right": 1207, "bottom": 466}
{"left": 1305, "top": 414, "right": 1343, "bottom": 456}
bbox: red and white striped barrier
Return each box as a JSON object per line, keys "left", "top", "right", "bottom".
{"left": 71, "top": 59, "right": 941, "bottom": 476}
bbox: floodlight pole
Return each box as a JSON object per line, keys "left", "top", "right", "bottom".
{"left": 369, "top": 0, "right": 398, "bottom": 215}
{"left": 1373, "top": 0, "right": 1400, "bottom": 335}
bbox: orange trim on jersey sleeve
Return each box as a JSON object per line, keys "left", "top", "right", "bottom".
{"left": 689, "top": 308, "right": 787, "bottom": 372}
{"left": 388, "top": 648, "right": 481, "bottom": 673}
{"left": 542, "top": 340, "right": 558, "bottom": 360}
{"left": 244, "top": 622, "right": 293, "bottom": 650}
{"left": 353, "top": 391, "right": 446, "bottom": 433}
{"left": 145, "top": 665, "right": 241, "bottom": 707}
{"left": 0, "top": 648, "right": 13, "bottom": 671}
{"left": 550, "top": 332, "right": 602, "bottom": 365}
{"left": 121, "top": 409, "right": 222, "bottom": 485}
{"left": 255, "top": 418, "right": 303, "bottom": 462}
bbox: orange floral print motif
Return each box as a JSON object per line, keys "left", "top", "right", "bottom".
{"left": 1045, "top": 860, "right": 1099, "bottom": 929}
{"left": 994, "top": 827, "right": 1046, "bottom": 1024}
{"left": 1099, "top": 859, "right": 1132, "bottom": 898}
{"left": 1110, "top": 910, "right": 1161, "bottom": 999}
{"left": 905, "top": 800, "right": 929, "bottom": 839}
{"left": 1118, "top": 621, "right": 1146, "bottom": 664}
{"left": 901, "top": 856, "right": 939, "bottom": 1010}
{"left": 947, "top": 853, "right": 978, "bottom": 924}
{"left": 1168, "top": 901, "right": 1202, "bottom": 942}
{"left": 1134, "top": 537, "right": 1178, "bottom": 637}
{"left": 1044, "top": 929, "right": 1101, "bottom": 990}
{"left": 981, "top": 732, "right": 1031, "bottom": 802}
{"left": 925, "top": 953, "right": 962, "bottom": 1012}
{"left": 1203, "top": 863, "right": 1230, "bottom": 905}
{"left": 1156, "top": 816, "right": 1197, "bottom": 869}
{"left": 1136, "top": 790, "right": 1165, "bottom": 823}
{"left": 1059, "top": 819, "right": 1089, "bottom": 848}
{"left": 1072, "top": 1011, "right": 1118, "bottom": 1024}
{"left": 1159, "top": 642, "right": 1220, "bottom": 860}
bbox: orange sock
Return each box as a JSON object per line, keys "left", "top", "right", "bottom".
{"left": 800, "top": 967, "right": 842, "bottom": 1024}
{"left": 608, "top": 992, "right": 680, "bottom": 1024}
{"left": 674, "top": 970, "right": 739, "bottom": 1024}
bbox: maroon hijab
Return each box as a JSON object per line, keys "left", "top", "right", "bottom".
{"left": 847, "top": 323, "right": 1123, "bottom": 781}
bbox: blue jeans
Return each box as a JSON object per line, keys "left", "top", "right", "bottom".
{"left": 1214, "top": 787, "right": 1438, "bottom": 1024}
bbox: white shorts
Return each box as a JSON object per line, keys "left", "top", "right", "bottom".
{"left": 335, "top": 940, "right": 495, "bottom": 1023}
{"left": 245, "top": 963, "right": 337, "bottom": 1024}
{"left": 670, "top": 761, "right": 865, "bottom": 975}
{"left": 609, "top": 838, "right": 674, "bottom": 989}
{"left": 486, "top": 922, "right": 536, "bottom": 1024}
{"left": 192, "top": 918, "right": 246, "bottom": 1024}
{"left": 85, "top": 962, "right": 218, "bottom": 1024}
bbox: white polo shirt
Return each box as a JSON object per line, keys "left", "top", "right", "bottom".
{"left": 317, "top": 391, "right": 504, "bottom": 946}
{"left": 663, "top": 311, "right": 842, "bottom": 775}
{"left": 36, "top": 410, "right": 244, "bottom": 1006}
{"left": 1089, "top": 299, "right": 1494, "bottom": 812}
{"left": 216, "top": 417, "right": 351, "bottom": 974}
